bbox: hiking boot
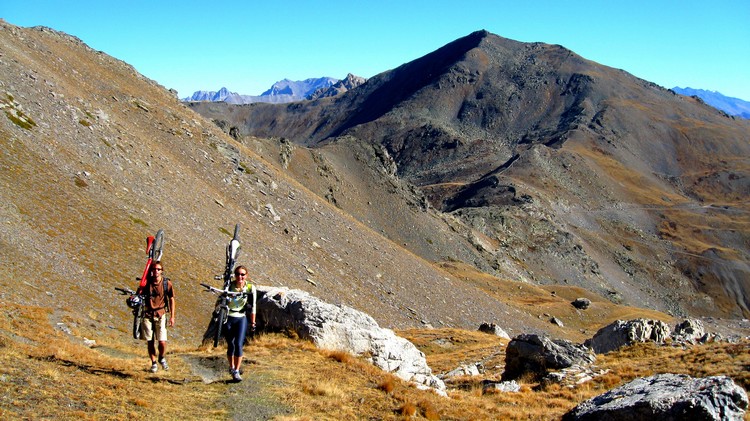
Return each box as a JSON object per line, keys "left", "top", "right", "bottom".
{"left": 150, "top": 362, "right": 158, "bottom": 373}
{"left": 232, "top": 370, "right": 242, "bottom": 382}
{"left": 159, "top": 358, "right": 169, "bottom": 370}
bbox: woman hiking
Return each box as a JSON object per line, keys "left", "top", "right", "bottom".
{"left": 225, "top": 265, "right": 256, "bottom": 382}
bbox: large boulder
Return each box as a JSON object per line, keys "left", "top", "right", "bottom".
{"left": 256, "top": 286, "right": 445, "bottom": 392}
{"left": 585, "top": 319, "right": 671, "bottom": 354}
{"left": 502, "top": 334, "right": 595, "bottom": 381}
{"left": 672, "top": 318, "right": 706, "bottom": 344}
{"left": 563, "top": 373, "right": 748, "bottom": 420}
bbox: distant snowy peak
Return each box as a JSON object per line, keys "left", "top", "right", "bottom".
{"left": 672, "top": 87, "right": 750, "bottom": 119}
{"left": 182, "top": 76, "right": 367, "bottom": 105}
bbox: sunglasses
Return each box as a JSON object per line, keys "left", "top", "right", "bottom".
{"left": 236, "top": 273, "right": 247, "bottom": 277}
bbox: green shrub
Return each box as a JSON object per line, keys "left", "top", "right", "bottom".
{"left": 5, "top": 109, "right": 36, "bottom": 130}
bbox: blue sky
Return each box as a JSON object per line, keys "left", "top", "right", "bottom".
{"left": 4, "top": 1, "right": 749, "bottom": 100}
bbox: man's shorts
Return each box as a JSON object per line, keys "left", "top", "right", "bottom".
{"left": 142, "top": 314, "right": 168, "bottom": 341}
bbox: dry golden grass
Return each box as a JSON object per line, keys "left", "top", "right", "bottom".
{"left": 597, "top": 341, "right": 750, "bottom": 391}
{"left": 1, "top": 301, "right": 748, "bottom": 420}
{"left": 0, "top": 304, "right": 223, "bottom": 420}
{"left": 249, "top": 334, "right": 416, "bottom": 420}
{"left": 379, "top": 375, "right": 398, "bottom": 394}
{"left": 303, "top": 380, "right": 346, "bottom": 398}
{"left": 396, "top": 401, "right": 417, "bottom": 417}
{"left": 399, "top": 328, "right": 507, "bottom": 376}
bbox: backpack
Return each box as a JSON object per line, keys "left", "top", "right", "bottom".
{"left": 163, "top": 277, "right": 172, "bottom": 314}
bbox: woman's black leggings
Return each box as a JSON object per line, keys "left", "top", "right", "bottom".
{"left": 225, "top": 315, "right": 248, "bottom": 357}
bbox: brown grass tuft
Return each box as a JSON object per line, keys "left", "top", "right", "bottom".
{"left": 379, "top": 376, "right": 397, "bottom": 394}
{"left": 325, "top": 349, "right": 356, "bottom": 364}
{"left": 597, "top": 372, "right": 623, "bottom": 389}
{"left": 303, "top": 380, "right": 345, "bottom": 398}
{"left": 131, "top": 397, "right": 150, "bottom": 407}
{"left": 398, "top": 402, "right": 417, "bottom": 416}
{"left": 419, "top": 400, "right": 441, "bottom": 420}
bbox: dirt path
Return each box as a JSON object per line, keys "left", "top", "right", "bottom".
{"left": 49, "top": 305, "right": 291, "bottom": 419}
{"left": 180, "top": 354, "right": 291, "bottom": 420}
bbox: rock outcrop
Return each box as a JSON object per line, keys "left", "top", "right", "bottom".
{"left": 256, "top": 286, "right": 445, "bottom": 392}
{"left": 585, "top": 319, "right": 671, "bottom": 354}
{"left": 502, "top": 334, "right": 595, "bottom": 381}
{"left": 673, "top": 318, "right": 706, "bottom": 344}
{"left": 483, "top": 380, "right": 521, "bottom": 394}
{"left": 571, "top": 298, "right": 591, "bottom": 310}
{"left": 442, "top": 363, "right": 482, "bottom": 379}
{"left": 478, "top": 322, "right": 511, "bottom": 339}
{"left": 563, "top": 373, "right": 748, "bottom": 420}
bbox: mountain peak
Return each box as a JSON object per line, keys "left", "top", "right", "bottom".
{"left": 260, "top": 77, "right": 338, "bottom": 97}
{"left": 306, "top": 74, "right": 367, "bottom": 100}
{"left": 183, "top": 87, "right": 238, "bottom": 102}
{"left": 190, "top": 30, "right": 750, "bottom": 320}
{"left": 183, "top": 78, "right": 341, "bottom": 104}
{"left": 672, "top": 86, "right": 750, "bottom": 118}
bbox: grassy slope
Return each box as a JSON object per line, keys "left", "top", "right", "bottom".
{"left": 1, "top": 302, "right": 748, "bottom": 420}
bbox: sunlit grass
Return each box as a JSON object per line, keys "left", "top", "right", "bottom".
{"left": 1, "top": 302, "right": 748, "bottom": 420}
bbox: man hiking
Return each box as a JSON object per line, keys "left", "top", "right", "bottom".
{"left": 141, "top": 261, "right": 175, "bottom": 373}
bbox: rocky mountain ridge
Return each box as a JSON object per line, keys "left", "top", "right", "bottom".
{"left": 306, "top": 73, "right": 367, "bottom": 100}
{"left": 189, "top": 30, "right": 750, "bottom": 321}
{"left": 182, "top": 76, "right": 341, "bottom": 104}
{"left": 672, "top": 86, "right": 750, "bottom": 119}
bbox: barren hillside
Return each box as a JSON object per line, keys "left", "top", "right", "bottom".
{"left": 3, "top": 19, "right": 750, "bottom": 420}
{"left": 0, "top": 21, "right": 530, "bottom": 340}
{"left": 190, "top": 30, "right": 750, "bottom": 321}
